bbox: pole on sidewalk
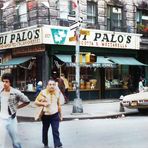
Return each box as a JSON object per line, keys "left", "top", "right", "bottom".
{"left": 72, "top": 0, "right": 83, "bottom": 113}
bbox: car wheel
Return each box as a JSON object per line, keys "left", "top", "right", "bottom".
{"left": 138, "top": 108, "right": 148, "bottom": 114}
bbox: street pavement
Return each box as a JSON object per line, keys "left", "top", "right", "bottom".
{"left": 17, "top": 99, "right": 138, "bottom": 122}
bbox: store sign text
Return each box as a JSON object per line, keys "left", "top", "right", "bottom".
{"left": 0, "top": 28, "right": 41, "bottom": 49}
{"left": 80, "top": 33, "right": 132, "bottom": 48}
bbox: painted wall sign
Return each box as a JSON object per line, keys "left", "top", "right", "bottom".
{"left": 0, "top": 27, "right": 42, "bottom": 49}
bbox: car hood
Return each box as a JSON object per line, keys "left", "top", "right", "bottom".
{"left": 123, "top": 92, "right": 148, "bottom": 101}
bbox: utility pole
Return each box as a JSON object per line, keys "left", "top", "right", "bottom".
{"left": 72, "top": 0, "right": 83, "bottom": 113}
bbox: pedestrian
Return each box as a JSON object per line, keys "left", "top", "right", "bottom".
{"left": 138, "top": 77, "right": 145, "bottom": 92}
{"left": 34, "top": 79, "right": 64, "bottom": 148}
{"left": 0, "top": 73, "right": 30, "bottom": 148}
{"left": 52, "top": 71, "right": 66, "bottom": 104}
{"left": 60, "top": 73, "right": 69, "bottom": 103}
{"left": 34, "top": 81, "right": 43, "bottom": 98}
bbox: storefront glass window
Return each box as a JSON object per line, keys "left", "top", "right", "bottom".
{"left": 105, "top": 65, "right": 129, "bottom": 89}
{"left": 60, "top": 66, "right": 98, "bottom": 90}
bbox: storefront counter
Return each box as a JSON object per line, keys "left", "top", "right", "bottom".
{"left": 68, "top": 89, "right": 100, "bottom": 101}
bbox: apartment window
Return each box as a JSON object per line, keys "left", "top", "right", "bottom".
{"left": 14, "top": 1, "right": 28, "bottom": 29}
{"left": 107, "top": 6, "right": 123, "bottom": 31}
{"left": 87, "top": 1, "right": 97, "bottom": 25}
{"left": 136, "top": 9, "right": 148, "bottom": 33}
{"left": 58, "top": 0, "right": 69, "bottom": 19}
{"left": 27, "top": 1, "right": 38, "bottom": 26}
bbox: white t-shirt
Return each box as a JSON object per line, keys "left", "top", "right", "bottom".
{"left": 0, "top": 91, "right": 11, "bottom": 119}
{"left": 139, "top": 81, "right": 144, "bottom": 92}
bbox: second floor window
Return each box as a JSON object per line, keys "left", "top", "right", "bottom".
{"left": 136, "top": 9, "right": 148, "bottom": 34}
{"left": 87, "top": 1, "right": 97, "bottom": 25}
{"left": 14, "top": 1, "right": 28, "bottom": 28}
{"left": 107, "top": 6, "right": 123, "bottom": 32}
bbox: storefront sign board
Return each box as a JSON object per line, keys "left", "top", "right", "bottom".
{"left": 42, "top": 25, "right": 141, "bottom": 50}
{"left": 0, "top": 27, "right": 42, "bottom": 50}
{"left": 0, "top": 25, "right": 141, "bottom": 50}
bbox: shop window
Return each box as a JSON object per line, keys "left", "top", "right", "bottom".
{"left": 107, "top": 5, "right": 123, "bottom": 32}
{"left": 105, "top": 66, "right": 129, "bottom": 89}
{"left": 14, "top": 59, "right": 37, "bottom": 91}
{"left": 67, "top": 67, "right": 98, "bottom": 90}
{"left": 87, "top": 1, "right": 97, "bottom": 26}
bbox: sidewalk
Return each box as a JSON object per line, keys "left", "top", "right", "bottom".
{"left": 17, "top": 99, "right": 138, "bottom": 122}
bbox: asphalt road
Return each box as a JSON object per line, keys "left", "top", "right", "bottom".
{"left": 5, "top": 116, "right": 148, "bottom": 148}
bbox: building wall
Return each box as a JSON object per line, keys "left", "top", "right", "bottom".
{"left": 0, "top": 0, "right": 147, "bottom": 34}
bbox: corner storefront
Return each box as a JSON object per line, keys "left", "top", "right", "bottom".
{"left": 0, "top": 25, "right": 146, "bottom": 100}
{"left": 42, "top": 25, "right": 146, "bottom": 100}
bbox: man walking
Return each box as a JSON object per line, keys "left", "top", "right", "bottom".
{"left": 35, "top": 79, "right": 64, "bottom": 148}
{"left": 0, "top": 73, "right": 30, "bottom": 148}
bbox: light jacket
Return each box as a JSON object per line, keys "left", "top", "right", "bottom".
{"left": 35, "top": 88, "right": 65, "bottom": 115}
{"left": 0, "top": 87, "right": 30, "bottom": 115}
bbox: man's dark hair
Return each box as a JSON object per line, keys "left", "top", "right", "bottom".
{"left": 1, "top": 73, "right": 13, "bottom": 85}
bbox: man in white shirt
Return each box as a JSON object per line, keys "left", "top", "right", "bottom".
{"left": 139, "top": 78, "right": 145, "bottom": 93}
{"left": 0, "top": 73, "right": 30, "bottom": 148}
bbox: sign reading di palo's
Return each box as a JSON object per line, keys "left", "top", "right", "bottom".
{"left": 67, "top": 28, "right": 141, "bottom": 49}
{"left": 0, "top": 27, "right": 42, "bottom": 49}
{"left": 0, "top": 25, "right": 141, "bottom": 50}
{"left": 42, "top": 25, "right": 141, "bottom": 50}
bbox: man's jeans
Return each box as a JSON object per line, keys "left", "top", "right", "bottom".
{"left": 0, "top": 117, "right": 22, "bottom": 148}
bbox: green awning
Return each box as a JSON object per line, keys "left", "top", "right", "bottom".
{"left": 55, "top": 55, "right": 115, "bottom": 67}
{"left": 0, "top": 56, "right": 33, "bottom": 69}
{"left": 55, "top": 55, "right": 72, "bottom": 63}
{"left": 94, "top": 56, "right": 114, "bottom": 67}
{"left": 108, "top": 57, "right": 146, "bottom": 66}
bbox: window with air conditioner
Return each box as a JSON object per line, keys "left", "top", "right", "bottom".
{"left": 107, "top": 5, "right": 123, "bottom": 32}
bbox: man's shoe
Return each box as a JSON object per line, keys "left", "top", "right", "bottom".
{"left": 55, "top": 146, "right": 63, "bottom": 148}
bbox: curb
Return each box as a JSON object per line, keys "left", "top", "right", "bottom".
{"left": 17, "top": 111, "right": 138, "bottom": 122}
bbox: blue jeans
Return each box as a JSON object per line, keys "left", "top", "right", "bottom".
{"left": 42, "top": 113, "right": 62, "bottom": 147}
{"left": 0, "top": 117, "right": 22, "bottom": 148}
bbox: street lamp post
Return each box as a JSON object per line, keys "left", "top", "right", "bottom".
{"left": 72, "top": 0, "right": 83, "bottom": 113}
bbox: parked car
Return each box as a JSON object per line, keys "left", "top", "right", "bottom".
{"left": 120, "top": 87, "right": 148, "bottom": 113}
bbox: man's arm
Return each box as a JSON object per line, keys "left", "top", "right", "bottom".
{"left": 17, "top": 102, "right": 30, "bottom": 109}
{"left": 16, "top": 89, "right": 30, "bottom": 108}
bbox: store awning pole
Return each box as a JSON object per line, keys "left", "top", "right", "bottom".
{"left": 72, "top": 0, "right": 83, "bottom": 113}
